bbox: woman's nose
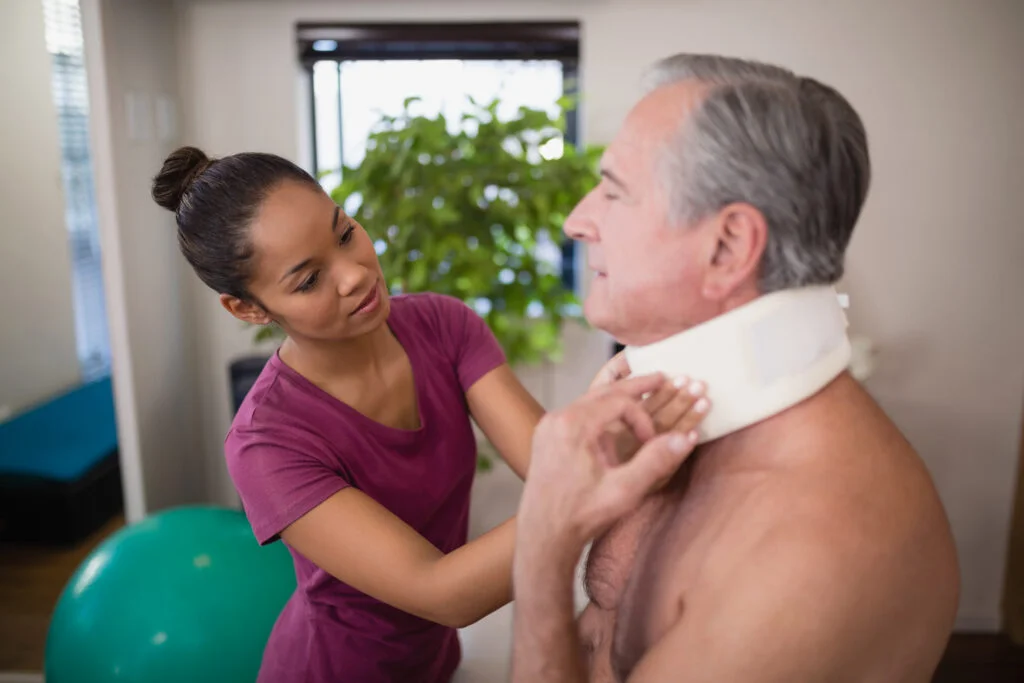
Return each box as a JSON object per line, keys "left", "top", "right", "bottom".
{"left": 333, "top": 260, "right": 366, "bottom": 298}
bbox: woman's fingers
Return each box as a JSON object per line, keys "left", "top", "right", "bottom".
{"left": 589, "top": 351, "right": 632, "bottom": 390}
{"left": 672, "top": 392, "right": 710, "bottom": 436}
{"left": 650, "top": 379, "right": 707, "bottom": 433}
{"left": 640, "top": 377, "right": 683, "bottom": 416}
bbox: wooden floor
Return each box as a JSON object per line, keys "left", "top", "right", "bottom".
{"left": 0, "top": 514, "right": 125, "bottom": 671}
{"left": 1, "top": 519, "right": 1022, "bottom": 679}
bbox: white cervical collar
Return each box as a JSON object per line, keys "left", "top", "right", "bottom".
{"left": 623, "top": 286, "right": 851, "bottom": 444}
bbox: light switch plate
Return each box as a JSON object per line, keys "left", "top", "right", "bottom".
{"left": 156, "top": 95, "right": 177, "bottom": 142}
{"left": 125, "top": 91, "right": 153, "bottom": 142}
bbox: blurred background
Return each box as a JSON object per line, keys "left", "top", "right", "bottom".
{"left": 0, "top": 0, "right": 1022, "bottom": 681}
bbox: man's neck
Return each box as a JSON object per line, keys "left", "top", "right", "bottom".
{"left": 624, "top": 285, "right": 851, "bottom": 444}
{"left": 622, "top": 290, "right": 759, "bottom": 348}
{"left": 694, "top": 371, "right": 861, "bottom": 475}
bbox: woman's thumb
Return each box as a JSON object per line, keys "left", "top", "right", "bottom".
{"left": 591, "top": 351, "right": 631, "bottom": 389}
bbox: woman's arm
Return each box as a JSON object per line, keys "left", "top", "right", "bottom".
{"left": 463, "top": 357, "right": 698, "bottom": 478}
{"left": 280, "top": 487, "right": 515, "bottom": 629}
{"left": 465, "top": 363, "right": 546, "bottom": 479}
{"left": 278, "top": 365, "right": 541, "bottom": 629}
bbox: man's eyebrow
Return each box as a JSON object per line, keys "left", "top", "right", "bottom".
{"left": 331, "top": 204, "right": 340, "bottom": 233}
{"left": 601, "top": 167, "right": 630, "bottom": 194}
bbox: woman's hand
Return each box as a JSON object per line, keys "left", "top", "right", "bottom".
{"left": 590, "top": 351, "right": 710, "bottom": 461}
{"left": 588, "top": 350, "right": 632, "bottom": 390}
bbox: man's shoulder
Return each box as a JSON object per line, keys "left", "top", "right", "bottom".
{"left": 624, "top": 516, "right": 904, "bottom": 681}
{"left": 731, "top": 376, "right": 944, "bottom": 551}
{"left": 659, "top": 462, "right": 954, "bottom": 660}
{"left": 620, "top": 383, "right": 958, "bottom": 680}
{"left": 705, "top": 454, "right": 948, "bottom": 594}
{"left": 636, "top": 492, "right": 957, "bottom": 679}
{"left": 691, "top": 493, "right": 868, "bottom": 603}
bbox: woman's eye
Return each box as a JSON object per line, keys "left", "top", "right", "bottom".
{"left": 297, "top": 271, "right": 320, "bottom": 293}
{"left": 339, "top": 225, "right": 355, "bottom": 245}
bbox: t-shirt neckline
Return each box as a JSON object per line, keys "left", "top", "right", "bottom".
{"left": 269, "top": 306, "right": 427, "bottom": 445}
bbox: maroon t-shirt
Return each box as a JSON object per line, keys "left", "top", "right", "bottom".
{"left": 225, "top": 293, "right": 507, "bottom": 683}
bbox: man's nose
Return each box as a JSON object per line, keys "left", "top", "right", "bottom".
{"left": 563, "top": 195, "right": 599, "bottom": 243}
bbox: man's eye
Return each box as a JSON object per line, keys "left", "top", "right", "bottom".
{"left": 339, "top": 226, "right": 355, "bottom": 245}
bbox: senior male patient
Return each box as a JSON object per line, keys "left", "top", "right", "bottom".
{"left": 512, "top": 54, "right": 960, "bottom": 683}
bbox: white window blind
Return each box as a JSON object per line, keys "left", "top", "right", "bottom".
{"left": 43, "top": 0, "right": 111, "bottom": 381}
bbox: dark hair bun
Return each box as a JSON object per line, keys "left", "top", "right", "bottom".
{"left": 152, "top": 146, "right": 211, "bottom": 212}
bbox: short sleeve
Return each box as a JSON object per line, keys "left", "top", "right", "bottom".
{"left": 225, "top": 426, "right": 350, "bottom": 545}
{"left": 429, "top": 294, "right": 507, "bottom": 391}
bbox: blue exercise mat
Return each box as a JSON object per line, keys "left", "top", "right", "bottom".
{"left": 0, "top": 376, "right": 118, "bottom": 482}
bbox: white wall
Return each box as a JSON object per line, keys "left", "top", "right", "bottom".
{"left": 176, "top": 0, "right": 1024, "bottom": 629}
{"left": 81, "top": 0, "right": 204, "bottom": 519}
{"left": 0, "top": 0, "right": 81, "bottom": 415}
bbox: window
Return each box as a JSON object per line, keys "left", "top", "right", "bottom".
{"left": 298, "top": 22, "right": 581, "bottom": 291}
{"left": 43, "top": 0, "right": 110, "bottom": 381}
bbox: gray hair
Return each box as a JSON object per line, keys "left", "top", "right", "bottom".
{"left": 643, "top": 54, "right": 871, "bottom": 292}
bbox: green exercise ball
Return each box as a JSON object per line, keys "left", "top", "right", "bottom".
{"left": 45, "top": 505, "right": 296, "bottom": 682}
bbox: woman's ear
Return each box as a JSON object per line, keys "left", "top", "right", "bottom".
{"left": 701, "top": 203, "right": 767, "bottom": 300}
{"left": 219, "top": 294, "right": 273, "bottom": 326}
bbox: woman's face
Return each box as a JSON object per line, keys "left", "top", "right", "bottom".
{"left": 235, "top": 180, "right": 389, "bottom": 343}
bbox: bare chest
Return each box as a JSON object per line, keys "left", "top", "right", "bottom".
{"left": 580, "top": 499, "right": 667, "bottom": 683}
{"left": 581, "top": 478, "right": 738, "bottom": 681}
{"left": 583, "top": 496, "right": 670, "bottom": 610}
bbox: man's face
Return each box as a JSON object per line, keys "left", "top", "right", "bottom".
{"left": 565, "top": 82, "right": 720, "bottom": 346}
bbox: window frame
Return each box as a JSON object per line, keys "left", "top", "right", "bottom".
{"left": 297, "top": 21, "right": 582, "bottom": 291}
{"left": 44, "top": 0, "right": 111, "bottom": 380}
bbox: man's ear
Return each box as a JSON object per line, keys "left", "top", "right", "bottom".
{"left": 219, "top": 293, "right": 273, "bottom": 326}
{"left": 701, "top": 203, "right": 767, "bottom": 300}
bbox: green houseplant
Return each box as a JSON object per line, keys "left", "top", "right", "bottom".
{"left": 254, "top": 95, "right": 603, "bottom": 467}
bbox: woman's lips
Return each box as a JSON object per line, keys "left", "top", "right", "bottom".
{"left": 351, "top": 281, "right": 380, "bottom": 315}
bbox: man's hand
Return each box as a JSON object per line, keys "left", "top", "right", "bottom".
{"left": 519, "top": 372, "right": 707, "bottom": 555}
{"left": 590, "top": 351, "right": 709, "bottom": 463}
{"left": 511, "top": 372, "right": 708, "bottom": 683}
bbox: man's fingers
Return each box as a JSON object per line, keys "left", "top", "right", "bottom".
{"left": 578, "top": 373, "right": 691, "bottom": 457}
{"left": 616, "top": 400, "right": 658, "bottom": 447}
{"left": 583, "top": 394, "right": 656, "bottom": 448}
{"left": 597, "top": 431, "right": 621, "bottom": 468}
{"left": 604, "top": 431, "right": 699, "bottom": 505}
